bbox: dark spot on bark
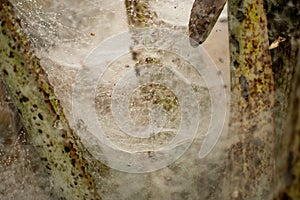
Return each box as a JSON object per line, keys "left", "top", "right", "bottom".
{"left": 8, "top": 51, "right": 14, "bottom": 58}
{"left": 233, "top": 60, "right": 239, "bottom": 69}
{"left": 239, "top": 75, "right": 249, "bottom": 100}
{"left": 20, "top": 95, "right": 29, "bottom": 103}
{"left": 41, "top": 157, "right": 48, "bottom": 162}
{"left": 3, "top": 69, "right": 8, "bottom": 76}
{"left": 230, "top": 35, "right": 240, "bottom": 53}
{"left": 43, "top": 92, "right": 50, "bottom": 99}
{"left": 46, "top": 134, "right": 50, "bottom": 138}
{"left": 38, "top": 129, "right": 43, "bottom": 134}
{"left": 64, "top": 146, "right": 70, "bottom": 153}
{"left": 237, "top": 1, "right": 244, "bottom": 9}
{"left": 46, "top": 164, "right": 51, "bottom": 170}
{"left": 33, "top": 116, "right": 36, "bottom": 120}
{"left": 71, "top": 159, "right": 76, "bottom": 167}
{"left": 15, "top": 44, "right": 20, "bottom": 50}
{"left": 33, "top": 104, "right": 37, "bottom": 108}
{"left": 132, "top": 51, "right": 138, "bottom": 60}
{"left": 254, "top": 156, "right": 261, "bottom": 167}
{"left": 1, "top": 20, "right": 6, "bottom": 27}
{"left": 59, "top": 195, "right": 67, "bottom": 200}
{"left": 251, "top": 40, "right": 259, "bottom": 49}
{"left": 20, "top": 62, "right": 24, "bottom": 66}
{"left": 2, "top": 30, "right": 6, "bottom": 35}
{"left": 257, "top": 78, "right": 263, "bottom": 85}
{"left": 36, "top": 123, "right": 41, "bottom": 126}
{"left": 17, "top": 109, "right": 22, "bottom": 115}
{"left": 250, "top": 125, "right": 258, "bottom": 133}
{"left": 38, "top": 113, "right": 43, "bottom": 120}
{"left": 13, "top": 65, "right": 18, "bottom": 73}
{"left": 236, "top": 10, "right": 246, "bottom": 22}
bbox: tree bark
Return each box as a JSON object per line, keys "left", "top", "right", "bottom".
{"left": 226, "top": 0, "right": 300, "bottom": 199}
{"left": 1, "top": 0, "right": 299, "bottom": 199}
{"left": 225, "top": 0, "right": 275, "bottom": 199}
{"left": 266, "top": 0, "right": 300, "bottom": 198}
{"left": 0, "top": 1, "right": 102, "bottom": 199}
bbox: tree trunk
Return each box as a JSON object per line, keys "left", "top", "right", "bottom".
{"left": 266, "top": 0, "right": 300, "bottom": 198}
{"left": 225, "top": 0, "right": 300, "bottom": 199}
{"left": 225, "top": 0, "right": 275, "bottom": 199}
{"left": 0, "top": 0, "right": 299, "bottom": 199}
{"left": 0, "top": 1, "right": 102, "bottom": 199}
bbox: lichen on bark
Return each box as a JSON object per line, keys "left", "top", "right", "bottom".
{"left": 0, "top": 1, "right": 102, "bottom": 199}
{"left": 225, "top": 0, "right": 275, "bottom": 199}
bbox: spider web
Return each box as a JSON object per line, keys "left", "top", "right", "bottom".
{"left": 1, "top": 0, "right": 232, "bottom": 199}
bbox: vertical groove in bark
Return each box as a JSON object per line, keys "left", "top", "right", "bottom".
{"left": 0, "top": 1, "right": 101, "bottom": 199}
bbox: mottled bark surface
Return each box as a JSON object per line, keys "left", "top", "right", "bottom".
{"left": 225, "top": 0, "right": 275, "bottom": 199}
{"left": 226, "top": 0, "right": 300, "bottom": 199}
{"left": 189, "top": 0, "right": 227, "bottom": 46}
{"left": 0, "top": 1, "right": 101, "bottom": 199}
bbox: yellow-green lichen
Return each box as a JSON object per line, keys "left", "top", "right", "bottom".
{"left": 226, "top": 0, "right": 275, "bottom": 199}
{"left": 125, "top": 0, "right": 155, "bottom": 28}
